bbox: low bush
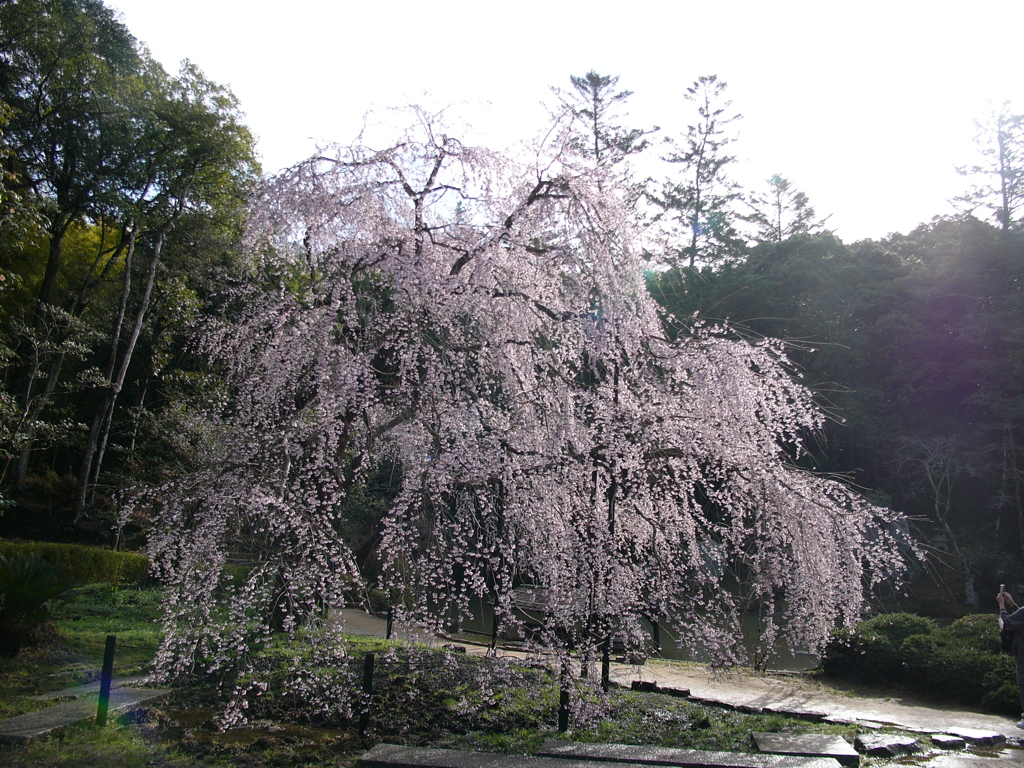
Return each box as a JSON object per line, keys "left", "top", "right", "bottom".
{"left": 822, "top": 611, "right": 1017, "bottom": 714}
{"left": 860, "top": 612, "right": 937, "bottom": 645}
{"left": 821, "top": 613, "right": 936, "bottom": 679}
{"left": 0, "top": 553, "right": 74, "bottom": 656}
{"left": 0, "top": 540, "right": 149, "bottom": 585}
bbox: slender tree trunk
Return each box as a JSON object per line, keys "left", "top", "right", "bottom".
{"left": 13, "top": 217, "right": 73, "bottom": 488}
{"left": 125, "top": 381, "right": 148, "bottom": 457}
{"left": 33, "top": 220, "right": 69, "bottom": 328}
{"left": 488, "top": 484, "right": 506, "bottom": 655}
{"left": 14, "top": 350, "right": 67, "bottom": 489}
{"left": 75, "top": 229, "right": 136, "bottom": 515}
{"left": 17, "top": 220, "right": 126, "bottom": 492}
{"left": 601, "top": 361, "right": 619, "bottom": 692}
{"left": 75, "top": 224, "right": 171, "bottom": 522}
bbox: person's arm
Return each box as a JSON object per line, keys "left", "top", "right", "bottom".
{"left": 1000, "top": 592, "right": 1024, "bottom": 629}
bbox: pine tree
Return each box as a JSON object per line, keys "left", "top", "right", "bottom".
{"left": 750, "top": 174, "right": 825, "bottom": 243}
{"left": 956, "top": 103, "right": 1024, "bottom": 231}
{"left": 550, "top": 70, "right": 656, "bottom": 168}
{"left": 654, "top": 75, "right": 745, "bottom": 269}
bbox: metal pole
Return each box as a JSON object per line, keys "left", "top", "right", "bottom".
{"left": 601, "top": 637, "right": 611, "bottom": 693}
{"left": 96, "top": 634, "right": 116, "bottom": 726}
{"left": 359, "top": 652, "right": 375, "bottom": 735}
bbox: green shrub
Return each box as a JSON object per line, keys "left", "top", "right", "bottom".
{"left": 821, "top": 628, "right": 861, "bottom": 675}
{"left": 823, "top": 614, "right": 936, "bottom": 681}
{"left": 983, "top": 680, "right": 1021, "bottom": 714}
{"left": 0, "top": 541, "right": 149, "bottom": 585}
{"left": 899, "top": 632, "right": 938, "bottom": 668}
{"left": 857, "top": 613, "right": 937, "bottom": 646}
{"left": 821, "top": 628, "right": 889, "bottom": 677}
{"left": 943, "top": 614, "right": 1002, "bottom": 653}
{"left": 0, "top": 553, "right": 74, "bottom": 656}
{"left": 823, "top": 611, "right": 1018, "bottom": 715}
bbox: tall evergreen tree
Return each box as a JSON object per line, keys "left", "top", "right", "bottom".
{"left": 653, "top": 75, "right": 745, "bottom": 269}
{"left": 749, "top": 174, "right": 825, "bottom": 244}
{"left": 0, "top": 0, "right": 258, "bottom": 523}
{"left": 550, "top": 70, "right": 656, "bottom": 169}
{"left": 956, "top": 103, "right": 1024, "bottom": 231}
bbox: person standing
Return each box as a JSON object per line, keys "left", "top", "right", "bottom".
{"left": 998, "top": 589, "right": 1024, "bottom": 729}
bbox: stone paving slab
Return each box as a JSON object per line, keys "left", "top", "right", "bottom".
{"left": 945, "top": 728, "right": 1005, "bottom": 746}
{"left": 0, "top": 687, "right": 167, "bottom": 745}
{"left": 538, "top": 739, "right": 842, "bottom": 768}
{"left": 359, "top": 744, "right": 670, "bottom": 768}
{"left": 931, "top": 735, "right": 967, "bottom": 750}
{"left": 824, "top": 717, "right": 885, "bottom": 730}
{"left": 853, "top": 735, "right": 920, "bottom": 757}
{"left": 751, "top": 734, "right": 859, "bottom": 767}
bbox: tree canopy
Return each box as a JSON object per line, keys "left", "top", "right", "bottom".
{"left": 0, "top": 0, "right": 258, "bottom": 519}
{"left": 133, "top": 110, "right": 907, "bottom": 716}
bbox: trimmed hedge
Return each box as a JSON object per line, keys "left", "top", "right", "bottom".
{"left": 0, "top": 540, "right": 149, "bottom": 585}
{"left": 822, "top": 612, "right": 1018, "bottom": 715}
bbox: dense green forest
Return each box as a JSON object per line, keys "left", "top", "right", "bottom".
{"left": 1, "top": 0, "right": 1022, "bottom": 615}
{"left": 0, "top": 0, "right": 258, "bottom": 529}
{"left": 651, "top": 222, "right": 1024, "bottom": 610}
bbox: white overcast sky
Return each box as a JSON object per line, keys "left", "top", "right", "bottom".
{"left": 111, "top": 0, "right": 1024, "bottom": 243}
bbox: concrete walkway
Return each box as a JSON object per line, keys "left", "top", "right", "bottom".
{"left": 0, "top": 680, "right": 167, "bottom": 744}
{"left": 333, "top": 609, "right": 1022, "bottom": 739}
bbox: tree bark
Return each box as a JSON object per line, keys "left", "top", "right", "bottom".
{"left": 75, "top": 222, "right": 172, "bottom": 522}
{"left": 75, "top": 229, "right": 136, "bottom": 514}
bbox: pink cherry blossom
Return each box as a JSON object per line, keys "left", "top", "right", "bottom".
{"left": 132, "top": 108, "right": 910, "bottom": 720}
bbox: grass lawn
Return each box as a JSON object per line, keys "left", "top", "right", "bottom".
{"left": 0, "top": 586, "right": 936, "bottom": 768}
{"left": 0, "top": 584, "right": 162, "bottom": 719}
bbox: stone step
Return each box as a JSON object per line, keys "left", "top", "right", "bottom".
{"left": 751, "top": 734, "right": 859, "bottom": 768}
{"left": 943, "top": 728, "right": 1005, "bottom": 746}
{"left": 0, "top": 687, "right": 167, "bottom": 745}
{"left": 538, "top": 740, "right": 843, "bottom": 768}
{"left": 930, "top": 734, "right": 966, "bottom": 750}
{"left": 853, "top": 735, "right": 920, "bottom": 758}
{"left": 359, "top": 744, "right": 652, "bottom": 768}
{"left": 357, "top": 743, "right": 844, "bottom": 768}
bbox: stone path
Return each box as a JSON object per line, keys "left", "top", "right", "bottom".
{"left": 358, "top": 743, "right": 844, "bottom": 768}
{"left": 333, "top": 608, "right": 1022, "bottom": 738}
{"left": 29, "top": 675, "right": 147, "bottom": 700}
{"left": 0, "top": 680, "right": 167, "bottom": 744}
{"left": 614, "top": 660, "right": 1019, "bottom": 737}
{"left": 537, "top": 739, "right": 843, "bottom": 768}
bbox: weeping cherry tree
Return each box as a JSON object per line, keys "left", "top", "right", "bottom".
{"left": 134, "top": 108, "right": 909, "bottom": 720}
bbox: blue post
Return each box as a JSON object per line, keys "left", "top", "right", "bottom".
{"left": 96, "top": 634, "right": 116, "bottom": 726}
